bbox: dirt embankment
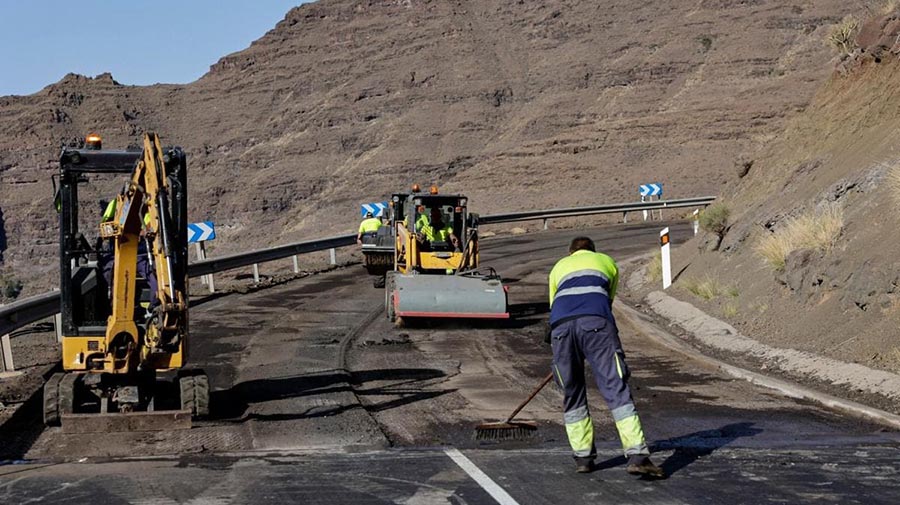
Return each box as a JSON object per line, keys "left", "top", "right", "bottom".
{"left": 0, "top": 0, "right": 858, "bottom": 297}
{"left": 666, "top": 10, "right": 900, "bottom": 375}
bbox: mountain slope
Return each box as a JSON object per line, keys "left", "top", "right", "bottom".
{"left": 671, "top": 12, "right": 900, "bottom": 373}
{"left": 0, "top": 0, "right": 857, "bottom": 294}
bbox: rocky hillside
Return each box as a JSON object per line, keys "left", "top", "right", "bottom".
{"left": 0, "top": 0, "right": 858, "bottom": 295}
{"left": 672, "top": 8, "right": 900, "bottom": 373}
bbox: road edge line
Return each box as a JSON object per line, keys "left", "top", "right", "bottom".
{"left": 617, "top": 303, "right": 900, "bottom": 431}
{"left": 444, "top": 448, "right": 521, "bottom": 505}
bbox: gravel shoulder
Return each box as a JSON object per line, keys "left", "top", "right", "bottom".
{"left": 624, "top": 254, "right": 900, "bottom": 419}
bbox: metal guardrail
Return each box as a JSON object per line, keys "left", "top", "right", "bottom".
{"left": 0, "top": 292, "right": 60, "bottom": 340}
{"left": 0, "top": 291, "right": 60, "bottom": 372}
{"left": 189, "top": 234, "right": 356, "bottom": 277}
{"left": 478, "top": 196, "right": 717, "bottom": 224}
{"left": 0, "top": 196, "right": 715, "bottom": 372}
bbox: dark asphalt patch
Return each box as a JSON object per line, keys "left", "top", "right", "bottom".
{"left": 3, "top": 447, "right": 899, "bottom": 504}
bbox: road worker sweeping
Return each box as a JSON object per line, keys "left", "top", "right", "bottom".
{"left": 548, "top": 236, "right": 665, "bottom": 477}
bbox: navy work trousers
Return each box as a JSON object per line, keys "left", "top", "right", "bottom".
{"left": 550, "top": 315, "right": 649, "bottom": 461}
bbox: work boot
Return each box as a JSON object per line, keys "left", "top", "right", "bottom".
{"left": 574, "top": 457, "right": 595, "bottom": 474}
{"left": 626, "top": 455, "right": 665, "bottom": 479}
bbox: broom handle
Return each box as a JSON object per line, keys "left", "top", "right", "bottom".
{"left": 505, "top": 372, "right": 554, "bottom": 423}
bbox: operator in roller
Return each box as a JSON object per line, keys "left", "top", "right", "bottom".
{"left": 415, "top": 206, "right": 459, "bottom": 251}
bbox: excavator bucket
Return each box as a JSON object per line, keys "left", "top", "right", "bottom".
{"left": 388, "top": 273, "right": 509, "bottom": 320}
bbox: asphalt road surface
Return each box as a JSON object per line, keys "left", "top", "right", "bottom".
{"left": 2, "top": 221, "right": 898, "bottom": 504}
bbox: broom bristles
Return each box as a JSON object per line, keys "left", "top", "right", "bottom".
{"left": 474, "top": 421, "right": 539, "bottom": 441}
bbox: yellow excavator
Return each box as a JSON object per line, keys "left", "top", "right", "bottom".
{"left": 384, "top": 185, "right": 509, "bottom": 324}
{"left": 46, "top": 133, "right": 206, "bottom": 431}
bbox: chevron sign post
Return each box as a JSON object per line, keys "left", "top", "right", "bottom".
{"left": 188, "top": 221, "right": 217, "bottom": 293}
{"left": 639, "top": 183, "right": 663, "bottom": 221}
{"left": 360, "top": 202, "right": 388, "bottom": 217}
{"left": 188, "top": 222, "right": 216, "bottom": 243}
{"left": 639, "top": 183, "right": 663, "bottom": 197}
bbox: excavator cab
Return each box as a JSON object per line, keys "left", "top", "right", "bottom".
{"left": 46, "top": 133, "right": 206, "bottom": 431}
{"left": 56, "top": 148, "right": 161, "bottom": 334}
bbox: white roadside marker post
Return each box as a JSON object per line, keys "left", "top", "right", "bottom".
{"left": 660, "top": 227, "right": 672, "bottom": 289}
{"left": 642, "top": 195, "right": 648, "bottom": 222}
{"left": 692, "top": 209, "right": 700, "bottom": 236}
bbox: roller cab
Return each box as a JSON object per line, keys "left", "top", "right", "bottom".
{"left": 383, "top": 186, "right": 509, "bottom": 323}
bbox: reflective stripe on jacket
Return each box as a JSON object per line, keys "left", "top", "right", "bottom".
{"left": 548, "top": 249, "right": 618, "bottom": 327}
{"left": 358, "top": 217, "right": 382, "bottom": 234}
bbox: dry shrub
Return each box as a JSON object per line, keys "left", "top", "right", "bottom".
{"left": 681, "top": 276, "right": 723, "bottom": 300}
{"left": 750, "top": 301, "right": 769, "bottom": 314}
{"left": 699, "top": 203, "right": 730, "bottom": 238}
{"left": 828, "top": 16, "right": 860, "bottom": 56}
{"left": 722, "top": 302, "right": 739, "bottom": 318}
{"left": 755, "top": 204, "right": 844, "bottom": 271}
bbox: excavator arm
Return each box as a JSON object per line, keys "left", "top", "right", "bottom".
{"left": 99, "top": 133, "right": 187, "bottom": 373}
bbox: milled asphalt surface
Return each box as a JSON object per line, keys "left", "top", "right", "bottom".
{"left": 2, "top": 221, "right": 899, "bottom": 504}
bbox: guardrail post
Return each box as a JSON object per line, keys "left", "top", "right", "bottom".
{"left": 542, "top": 218, "right": 549, "bottom": 230}
{"left": 196, "top": 243, "right": 207, "bottom": 285}
{"left": 329, "top": 248, "right": 337, "bottom": 265}
{"left": 252, "top": 264, "right": 260, "bottom": 284}
{"left": 622, "top": 211, "right": 628, "bottom": 223}
{"left": 195, "top": 242, "right": 215, "bottom": 293}
{"left": 55, "top": 313, "right": 63, "bottom": 344}
{"left": 1, "top": 333, "right": 14, "bottom": 373}
{"left": 292, "top": 255, "right": 300, "bottom": 274}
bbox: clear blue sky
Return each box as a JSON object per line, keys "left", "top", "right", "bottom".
{"left": 0, "top": 1, "right": 313, "bottom": 96}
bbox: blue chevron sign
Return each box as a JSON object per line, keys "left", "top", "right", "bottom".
{"left": 640, "top": 183, "right": 663, "bottom": 197}
{"left": 361, "top": 202, "right": 388, "bottom": 217}
{"left": 187, "top": 221, "right": 216, "bottom": 243}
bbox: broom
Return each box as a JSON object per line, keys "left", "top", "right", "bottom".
{"left": 475, "top": 372, "right": 553, "bottom": 441}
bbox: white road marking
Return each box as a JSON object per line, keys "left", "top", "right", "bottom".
{"left": 444, "top": 448, "right": 521, "bottom": 505}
